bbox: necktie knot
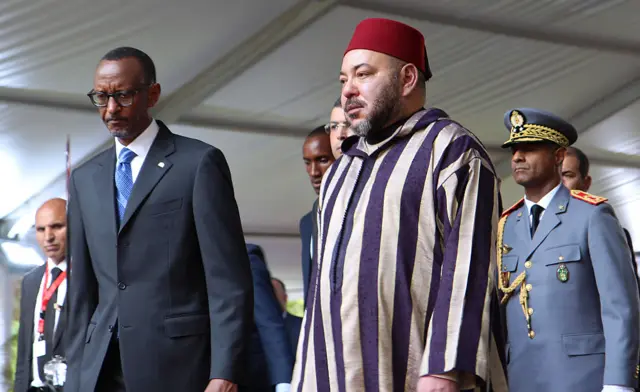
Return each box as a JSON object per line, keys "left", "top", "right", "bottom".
{"left": 118, "top": 147, "right": 137, "bottom": 164}
{"left": 51, "top": 267, "right": 62, "bottom": 281}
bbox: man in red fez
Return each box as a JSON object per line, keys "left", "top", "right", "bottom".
{"left": 291, "top": 18, "right": 507, "bottom": 392}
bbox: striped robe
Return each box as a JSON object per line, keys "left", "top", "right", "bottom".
{"left": 291, "top": 108, "right": 507, "bottom": 392}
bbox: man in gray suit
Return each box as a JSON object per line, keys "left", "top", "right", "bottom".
{"left": 65, "top": 47, "right": 253, "bottom": 392}
{"left": 497, "top": 108, "right": 640, "bottom": 392}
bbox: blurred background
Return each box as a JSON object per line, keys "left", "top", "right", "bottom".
{"left": 1, "top": 0, "right": 639, "bottom": 388}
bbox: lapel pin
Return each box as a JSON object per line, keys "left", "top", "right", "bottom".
{"left": 158, "top": 162, "right": 165, "bottom": 168}
{"left": 558, "top": 205, "right": 565, "bottom": 210}
{"left": 517, "top": 212, "right": 522, "bottom": 218}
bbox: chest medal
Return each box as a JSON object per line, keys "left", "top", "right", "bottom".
{"left": 556, "top": 263, "right": 569, "bottom": 282}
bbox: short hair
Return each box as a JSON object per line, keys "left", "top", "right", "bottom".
{"left": 307, "top": 125, "right": 327, "bottom": 138}
{"left": 272, "top": 277, "right": 286, "bottom": 292}
{"left": 333, "top": 97, "right": 341, "bottom": 109}
{"left": 390, "top": 57, "right": 426, "bottom": 93}
{"left": 101, "top": 47, "right": 157, "bottom": 84}
{"left": 565, "top": 146, "right": 590, "bottom": 178}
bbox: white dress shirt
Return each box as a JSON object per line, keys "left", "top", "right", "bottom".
{"left": 31, "top": 259, "right": 67, "bottom": 387}
{"left": 523, "top": 183, "right": 561, "bottom": 225}
{"left": 114, "top": 119, "right": 159, "bottom": 182}
{"left": 524, "top": 185, "right": 634, "bottom": 392}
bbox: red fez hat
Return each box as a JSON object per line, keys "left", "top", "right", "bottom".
{"left": 344, "top": 18, "right": 432, "bottom": 81}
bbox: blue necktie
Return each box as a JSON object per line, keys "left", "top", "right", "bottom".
{"left": 115, "top": 148, "right": 137, "bottom": 226}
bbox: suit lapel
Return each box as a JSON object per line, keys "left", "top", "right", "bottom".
{"left": 528, "top": 186, "right": 570, "bottom": 256}
{"left": 311, "top": 199, "right": 318, "bottom": 249}
{"left": 24, "top": 266, "right": 46, "bottom": 367}
{"left": 119, "top": 123, "right": 175, "bottom": 233}
{"left": 513, "top": 205, "right": 531, "bottom": 249}
{"left": 93, "top": 147, "right": 118, "bottom": 241}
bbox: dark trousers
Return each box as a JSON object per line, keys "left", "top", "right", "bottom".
{"left": 95, "top": 338, "right": 126, "bottom": 392}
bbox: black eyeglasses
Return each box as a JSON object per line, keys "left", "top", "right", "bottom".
{"left": 87, "top": 86, "right": 148, "bottom": 107}
{"left": 323, "top": 121, "right": 349, "bottom": 133}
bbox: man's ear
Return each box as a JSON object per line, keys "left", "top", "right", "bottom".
{"left": 400, "top": 63, "right": 419, "bottom": 97}
{"left": 555, "top": 147, "right": 566, "bottom": 167}
{"left": 147, "top": 82, "right": 161, "bottom": 108}
{"left": 584, "top": 175, "right": 592, "bottom": 192}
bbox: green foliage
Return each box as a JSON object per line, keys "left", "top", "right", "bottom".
{"left": 2, "top": 320, "right": 18, "bottom": 392}
{"left": 2, "top": 279, "right": 20, "bottom": 392}
{"left": 286, "top": 299, "right": 304, "bottom": 318}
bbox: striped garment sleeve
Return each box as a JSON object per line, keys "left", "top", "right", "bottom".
{"left": 420, "top": 142, "right": 499, "bottom": 388}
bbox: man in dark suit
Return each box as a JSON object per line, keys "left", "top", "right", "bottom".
{"left": 271, "top": 277, "right": 302, "bottom": 359}
{"left": 299, "top": 127, "right": 334, "bottom": 306}
{"left": 65, "top": 47, "right": 253, "bottom": 392}
{"left": 244, "top": 245, "right": 294, "bottom": 392}
{"left": 14, "top": 198, "right": 68, "bottom": 392}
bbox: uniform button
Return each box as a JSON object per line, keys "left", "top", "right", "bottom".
{"left": 117, "top": 282, "right": 127, "bottom": 290}
{"left": 108, "top": 324, "right": 114, "bottom": 332}
{"left": 524, "top": 261, "right": 532, "bottom": 269}
{"left": 558, "top": 256, "right": 564, "bottom": 261}
{"left": 526, "top": 284, "right": 533, "bottom": 291}
{"left": 528, "top": 308, "right": 534, "bottom": 315}
{"left": 528, "top": 330, "right": 535, "bottom": 339}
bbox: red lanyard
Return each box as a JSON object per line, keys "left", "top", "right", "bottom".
{"left": 37, "top": 264, "right": 67, "bottom": 336}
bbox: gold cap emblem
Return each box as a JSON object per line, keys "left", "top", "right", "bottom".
{"left": 510, "top": 110, "right": 525, "bottom": 132}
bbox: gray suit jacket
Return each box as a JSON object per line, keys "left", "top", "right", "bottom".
{"left": 65, "top": 121, "right": 254, "bottom": 392}
{"left": 501, "top": 185, "right": 640, "bottom": 392}
{"left": 13, "top": 265, "right": 67, "bottom": 392}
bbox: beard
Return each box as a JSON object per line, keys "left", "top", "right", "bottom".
{"left": 104, "top": 113, "right": 145, "bottom": 141}
{"left": 345, "top": 74, "right": 402, "bottom": 138}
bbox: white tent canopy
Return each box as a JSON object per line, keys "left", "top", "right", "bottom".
{"left": 1, "top": 0, "right": 639, "bottom": 296}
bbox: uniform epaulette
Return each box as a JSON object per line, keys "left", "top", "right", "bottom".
{"left": 570, "top": 190, "right": 608, "bottom": 206}
{"left": 501, "top": 198, "right": 524, "bottom": 218}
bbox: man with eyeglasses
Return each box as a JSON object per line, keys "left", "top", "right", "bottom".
{"left": 65, "top": 47, "right": 253, "bottom": 392}
{"left": 324, "top": 97, "right": 356, "bottom": 159}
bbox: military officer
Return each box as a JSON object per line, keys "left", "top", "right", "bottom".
{"left": 498, "top": 108, "right": 640, "bottom": 392}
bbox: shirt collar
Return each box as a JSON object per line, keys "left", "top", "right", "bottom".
{"left": 114, "top": 119, "right": 159, "bottom": 160}
{"left": 47, "top": 258, "right": 67, "bottom": 272}
{"left": 524, "top": 183, "right": 562, "bottom": 213}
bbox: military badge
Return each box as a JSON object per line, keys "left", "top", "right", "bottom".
{"left": 510, "top": 110, "right": 525, "bottom": 133}
{"left": 501, "top": 243, "right": 512, "bottom": 254}
{"left": 556, "top": 263, "right": 569, "bottom": 282}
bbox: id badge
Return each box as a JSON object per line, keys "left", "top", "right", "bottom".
{"left": 34, "top": 338, "right": 47, "bottom": 358}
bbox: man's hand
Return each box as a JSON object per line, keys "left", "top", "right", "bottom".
{"left": 417, "top": 375, "right": 459, "bottom": 392}
{"left": 205, "top": 379, "right": 237, "bottom": 392}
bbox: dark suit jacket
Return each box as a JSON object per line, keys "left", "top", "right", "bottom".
{"left": 284, "top": 312, "right": 302, "bottom": 360}
{"left": 14, "top": 265, "right": 67, "bottom": 392}
{"left": 65, "top": 121, "right": 253, "bottom": 392}
{"left": 299, "top": 200, "right": 318, "bottom": 306}
{"left": 244, "top": 244, "right": 294, "bottom": 389}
